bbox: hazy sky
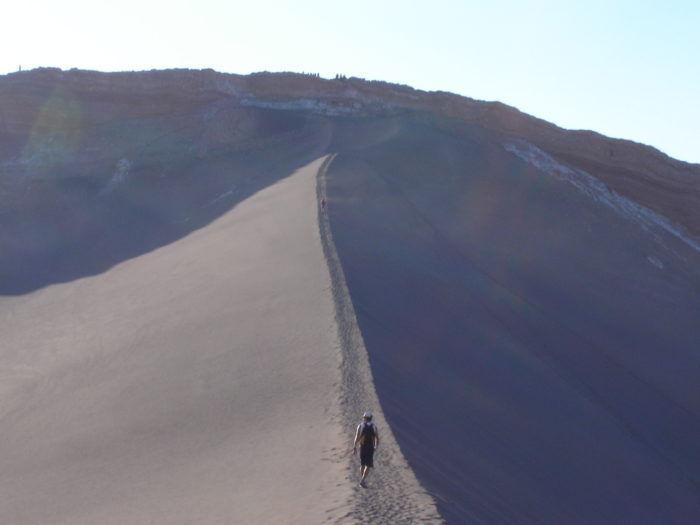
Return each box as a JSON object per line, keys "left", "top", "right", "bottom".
{"left": 3, "top": 0, "right": 698, "bottom": 163}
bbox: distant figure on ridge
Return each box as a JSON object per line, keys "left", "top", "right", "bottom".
{"left": 320, "top": 199, "right": 326, "bottom": 210}
{"left": 352, "top": 411, "right": 379, "bottom": 487}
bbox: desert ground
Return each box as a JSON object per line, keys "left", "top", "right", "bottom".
{"left": 2, "top": 69, "right": 700, "bottom": 524}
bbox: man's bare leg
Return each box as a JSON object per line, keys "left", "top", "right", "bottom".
{"left": 360, "top": 466, "right": 370, "bottom": 484}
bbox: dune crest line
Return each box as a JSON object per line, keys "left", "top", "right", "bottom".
{"left": 316, "top": 154, "right": 444, "bottom": 525}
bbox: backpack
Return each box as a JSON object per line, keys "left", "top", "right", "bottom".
{"left": 359, "top": 423, "right": 376, "bottom": 446}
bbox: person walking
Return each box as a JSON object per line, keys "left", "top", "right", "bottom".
{"left": 352, "top": 411, "right": 379, "bottom": 487}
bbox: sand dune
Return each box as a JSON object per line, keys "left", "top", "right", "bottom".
{"left": 3, "top": 69, "right": 700, "bottom": 524}
{"left": 0, "top": 155, "right": 443, "bottom": 524}
{"left": 1, "top": 158, "right": 343, "bottom": 523}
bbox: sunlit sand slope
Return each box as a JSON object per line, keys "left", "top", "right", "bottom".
{"left": 0, "top": 157, "right": 353, "bottom": 524}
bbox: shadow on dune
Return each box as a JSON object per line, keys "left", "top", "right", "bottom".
{"left": 0, "top": 109, "right": 331, "bottom": 295}
{"left": 325, "top": 117, "right": 700, "bottom": 524}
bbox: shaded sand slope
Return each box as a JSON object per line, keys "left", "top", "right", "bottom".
{"left": 325, "top": 119, "right": 700, "bottom": 524}
{"left": 0, "top": 157, "right": 353, "bottom": 524}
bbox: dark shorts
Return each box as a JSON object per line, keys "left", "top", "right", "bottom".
{"left": 360, "top": 445, "right": 374, "bottom": 468}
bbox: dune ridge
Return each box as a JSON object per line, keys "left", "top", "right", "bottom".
{"left": 317, "top": 155, "right": 444, "bottom": 524}
{"left": 0, "top": 154, "right": 445, "bottom": 524}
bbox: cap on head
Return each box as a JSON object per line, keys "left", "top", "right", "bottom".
{"left": 362, "top": 411, "right": 373, "bottom": 419}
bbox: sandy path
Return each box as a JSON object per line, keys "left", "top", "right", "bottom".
{"left": 318, "top": 155, "right": 444, "bottom": 525}
{"left": 0, "top": 157, "right": 353, "bottom": 524}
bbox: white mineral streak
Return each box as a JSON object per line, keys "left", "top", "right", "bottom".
{"left": 239, "top": 96, "right": 399, "bottom": 117}
{"left": 505, "top": 140, "right": 700, "bottom": 253}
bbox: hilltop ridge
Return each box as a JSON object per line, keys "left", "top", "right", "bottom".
{"left": 2, "top": 68, "right": 698, "bottom": 238}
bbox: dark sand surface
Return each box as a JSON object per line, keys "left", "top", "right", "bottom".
{"left": 325, "top": 119, "right": 700, "bottom": 524}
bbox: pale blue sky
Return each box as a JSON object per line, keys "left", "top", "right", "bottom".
{"left": 3, "top": 1, "right": 698, "bottom": 163}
